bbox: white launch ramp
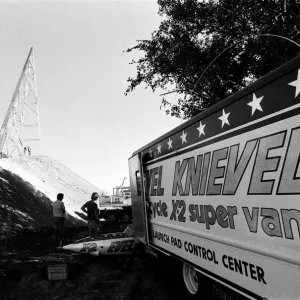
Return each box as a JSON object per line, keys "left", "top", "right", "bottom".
{"left": 0, "top": 47, "right": 42, "bottom": 157}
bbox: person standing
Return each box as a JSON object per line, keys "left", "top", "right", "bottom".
{"left": 52, "top": 193, "right": 66, "bottom": 247}
{"left": 81, "top": 192, "right": 101, "bottom": 238}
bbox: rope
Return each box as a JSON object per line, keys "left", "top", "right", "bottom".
{"left": 29, "top": 253, "right": 77, "bottom": 264}
{"left": 44, "top": 253, "right": 76, "bottom": 263}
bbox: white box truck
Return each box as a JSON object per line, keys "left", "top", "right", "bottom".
{"left": 128, "top": 55, "right": 300, "bottom": 300}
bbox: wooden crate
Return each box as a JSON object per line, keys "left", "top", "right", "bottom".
{"left": 47, "top": 264, "right": 68, "bottom": 281}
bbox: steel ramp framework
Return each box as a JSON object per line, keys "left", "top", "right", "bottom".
{"left": 0, "top": 47, "right": 42, "bottom": 157}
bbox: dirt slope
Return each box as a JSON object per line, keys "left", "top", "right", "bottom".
{"left": 0, "top": 155, "right": 105, "bottom": 240}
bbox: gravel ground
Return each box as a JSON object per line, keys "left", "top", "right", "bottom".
{"left": 0, "top": 225, "right": 177, "bottom": 300}
{"left": 0, "top": 253, "right": 175, "bottom": 300}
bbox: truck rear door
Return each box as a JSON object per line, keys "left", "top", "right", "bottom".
{"left": 128, "top": 153, "right": 149, "bottom": 244}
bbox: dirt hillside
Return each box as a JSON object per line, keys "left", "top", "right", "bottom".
{"left": 0, "top": 155, "right": 105, "bottom": 241}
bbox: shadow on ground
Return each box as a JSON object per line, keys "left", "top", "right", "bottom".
{"left": 0, "top": 226, "right": 176, "bottom": 300}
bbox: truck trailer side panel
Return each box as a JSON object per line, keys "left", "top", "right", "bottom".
{"left": 128, "top": 55, "right": 300, "bottom": 299}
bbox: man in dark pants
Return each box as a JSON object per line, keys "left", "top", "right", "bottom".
{"left": 52, "top": 193, "right": 66, "bottom": 247}
{"left": 81, "top": 192, "right": 101, "bottom": 238}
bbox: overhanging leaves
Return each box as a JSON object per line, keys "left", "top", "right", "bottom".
{"left": 125, "top": 0, "right": 300, "bottom": 119}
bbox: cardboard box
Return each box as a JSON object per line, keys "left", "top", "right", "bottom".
{"left": 47, "top": 264, "right": 68, "bottom": 281}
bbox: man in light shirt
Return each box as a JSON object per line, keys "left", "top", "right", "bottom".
{"left": 52, "top": 193, "right": 66, "bottom": 247}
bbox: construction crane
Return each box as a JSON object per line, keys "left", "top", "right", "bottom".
{"left": 0, "top": 47, "right": 42, "bottom": 157}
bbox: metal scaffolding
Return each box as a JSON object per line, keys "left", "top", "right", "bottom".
{"left": 0, "top": 47, "right": 42, "bottom": 157}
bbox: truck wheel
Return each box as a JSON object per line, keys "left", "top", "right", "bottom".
{"left": 121, "top": 213, "right": 131, "bottom": 223}
{"left": 182, "top": 263, "right": 199, "bottom": 296}
{"left": 105, "top": 212, "right": 117, "bottom": 222}
{"left": 165, "top": 260, "right": 202, "bottom": 300}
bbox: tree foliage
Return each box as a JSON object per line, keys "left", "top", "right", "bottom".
{"left": 125, "top": 0, "right": 300, "bottom": 119}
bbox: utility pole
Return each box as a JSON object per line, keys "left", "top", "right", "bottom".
{"left": 0, "top": 47, "right": 42, "bottom": 157}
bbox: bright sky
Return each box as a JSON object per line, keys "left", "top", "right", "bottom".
{"left": 0, "top": 0, "right": 181, "bottom": 194}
